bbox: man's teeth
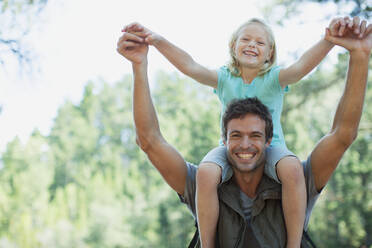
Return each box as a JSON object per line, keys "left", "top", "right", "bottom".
{"left": 237, "top": 153, "right": 254, "bottom": 159}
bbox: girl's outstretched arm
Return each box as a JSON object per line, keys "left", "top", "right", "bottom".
{"left": 124, "top": 23, "right": 218, "bottom": 88}
{"left": 278, "top": 38, "right": 334, "bottom": 88}
{"left": 278, "top": 17, "right": 367, "bottom": 88}
{"left": 276, "top": 18, "right": 358, "bottom": 88}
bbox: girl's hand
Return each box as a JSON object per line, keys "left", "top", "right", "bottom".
{"left": 117, "top": 31, "right": 148, "bottom": 64}
{"left": 325, "top": 17, "right": 372, "bottom": 55}
{"left": 122, "top": 22, "right": 163, "bottom": 46}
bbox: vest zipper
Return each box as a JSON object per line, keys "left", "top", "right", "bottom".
{"left": 234, "top": 221, "right": 245, "bottom": 248}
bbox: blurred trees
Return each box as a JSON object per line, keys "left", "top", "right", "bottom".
{"left": 0, "top": 0, "right": 48, "bottom": 70}
{"left": 283, "top": 54, "right": 372, "bottom": 247}
{"left": 0, "top": 73, "right": 220, "bottom": 247}
{"left": 0, "top": 55, "right": 370, "bottom": 247}
{"left": 0, "top": 0, "right": 370, "bottom": 247}
{"left": 262, "top": 0, "right": 371, "bottom": 22}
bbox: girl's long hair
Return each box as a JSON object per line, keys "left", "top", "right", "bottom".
{"left": 227, "top": 18, "right": 277, "bottom": 77}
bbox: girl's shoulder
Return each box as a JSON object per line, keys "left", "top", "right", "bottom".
{"left": 262, "top": 65, "right": 281, "bottom": 78}
{"left": 259, "top": 65, "right": 281, "bottom": 85}
{"left": 218, "top": 66, "right": 239, "bottom": 79}
{"left": 218, "top": 65, "right": 231, "bottom": 74}
{"left": 217, "top": 66, "right": 231, "bottom": 81}
{"left": 262, "top": 65, "right": 289, "bottom": 92}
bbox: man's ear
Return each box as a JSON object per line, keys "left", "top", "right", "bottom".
{"left": 265, "top": 138, "right": 272, "bottom": 147}
{"left": 223, "top": 139, "right": 227, "bottom": 146}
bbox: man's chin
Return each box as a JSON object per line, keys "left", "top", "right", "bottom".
{"left": 234, "top": 163, "right": 260, "bottom": 173}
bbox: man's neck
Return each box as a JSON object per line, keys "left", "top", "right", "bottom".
{"left": 233, "top": 166, "right": 264, "bottom": 198}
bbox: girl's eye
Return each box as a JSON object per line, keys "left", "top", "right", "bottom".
{"left": 258, "top": 42, "right": 265, "bottom": 45}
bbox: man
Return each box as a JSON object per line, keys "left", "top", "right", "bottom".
{"left": 117, "top": 17, "right": 371, "bottom": 247}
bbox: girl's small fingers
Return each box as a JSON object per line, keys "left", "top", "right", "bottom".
{"left": 339, "top": 18, "right": 346, "bottom": 36}
{"left": 353, "top": 16, "right": 360, "bottom": 34}
{"left": 123, "top": 23, "right": 135, "bottom": 31}
{"left": 330, "top": 19, "right": 341, "bottom": 36}
{"left": 343, "top": 16, "right": 352, "bottom": 29}
{"left": 130, "top": 23, "right": 144, "bottom": 32}
{"left": 122, "top": 22, "right": 141, "bottom": 32}
{"left": 359, "top": 20, "right": 367, "bottom": 38}
{"left": 145, "top": 35, "right": 154, "bottom": 44}
{"left": 121, "top": 25, "right": 129, "bottom": 32}
{"left": 130, "top": 31, "right": 148, "bottom": 38}
{"left": 117, "top": 33, "right": 143, "bottom": 50}
{"left": 365, "top": 24, "right": 372, "bottom": 37}
{"left": 124, "top": 32, "right": 144, "bottom": 43}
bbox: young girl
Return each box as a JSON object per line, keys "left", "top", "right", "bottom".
{"left": 124, "top": 19, "right": 334, "bottom": 247}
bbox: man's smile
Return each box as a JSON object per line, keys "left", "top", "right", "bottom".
{"left": 235, "top": 150, "right": 257, "bottom": 161}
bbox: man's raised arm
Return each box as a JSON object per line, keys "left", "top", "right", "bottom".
{"left": 310, "top": 17, "right": 372, "bottom": 191}
{"left": 117, "top": 31, "right": 188, "bottom": 195}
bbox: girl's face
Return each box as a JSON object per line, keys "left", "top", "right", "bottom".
{"left": 234, "top": 23, "right": 272, "bottom": 69}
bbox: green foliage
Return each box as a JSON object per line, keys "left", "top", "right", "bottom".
{"left": 261, "top": 0, "right": 371, "bottom": 25}
{"left": 0, "top": 0, "right": 47, "bottom": 13}
{"left": 0, "top": 58, "right": 371, "bottom": 246}
{"left": 0, "top": 72, "right": 219, "bottom": 247}
{"left": 302, "top": 58, "right": 372, "bottom": 247}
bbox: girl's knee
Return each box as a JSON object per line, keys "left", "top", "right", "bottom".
{"left": 197, "top": 162, "right": 222, "bottom": 186}
{"left": 276, "top": 157, "right": 304, "bottom": 185}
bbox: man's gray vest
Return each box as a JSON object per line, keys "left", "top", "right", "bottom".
{"left": 190, "top": 175, "right": 316, "bottom": 248}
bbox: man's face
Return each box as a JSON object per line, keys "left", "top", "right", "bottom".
{"left": 224, "top": 113, "right": 271, "bottom": 173}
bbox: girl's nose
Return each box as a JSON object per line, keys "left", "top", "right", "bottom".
{"left": 248, "top": 40, "right": 256, "bottom": 47}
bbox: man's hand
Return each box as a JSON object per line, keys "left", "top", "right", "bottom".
{"left": 116, "top": 31, "right": 148, "bottom": 64}
{"left": 123, "top": 22, "right": 163, "bottom": 46}
{"left": 325, "top": 16, "right": 372, "bottom": 55}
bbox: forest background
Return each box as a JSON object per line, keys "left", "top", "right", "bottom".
{"left": 0, "top": 0, "right": 371, "bottom": 247}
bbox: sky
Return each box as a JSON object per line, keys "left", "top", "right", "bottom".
{"left": 0, "top": 0, "right": 345, "bottom": 153}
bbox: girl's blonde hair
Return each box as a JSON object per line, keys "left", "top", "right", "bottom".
{"left": 227, "top": 18, "right": 277, "bottom": 77}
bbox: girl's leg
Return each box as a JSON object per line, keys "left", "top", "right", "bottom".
{"left": 196, "top": 162, "right": 222, "bottom": 248}
{"left": 276, "top": 156, "right": 306, "bottom": 248}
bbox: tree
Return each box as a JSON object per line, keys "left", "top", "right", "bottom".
{"left": 0, "top": 59, "right": 370, "bottom": 246}
{"left": 0, "top": 72, "right": 219, "bottom": 247}
{"left": 261, "top": 0, "right": 371, "bottom": 22}
{"left": 283, "top": 54, "right": 372, "bottom": 247}
{"left": 0, "top": 0, "right": 48, "bottom": 71}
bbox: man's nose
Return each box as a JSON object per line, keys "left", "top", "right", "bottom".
{"left": 240, "top": 136, "right": 251, "bottom": 148}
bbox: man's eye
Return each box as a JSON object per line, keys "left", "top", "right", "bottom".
{"left": 258, "top": 42, "right": 265, "bottom": 45}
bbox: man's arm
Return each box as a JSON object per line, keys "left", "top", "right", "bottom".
{"left": 124, "top": 23, "right": 218, "bottom": 88}
{"left": 117, "top": 31, "right": 188, "bottom": 195}
{"left": 310, "top": 19, "right": 372, "bottom": 192}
